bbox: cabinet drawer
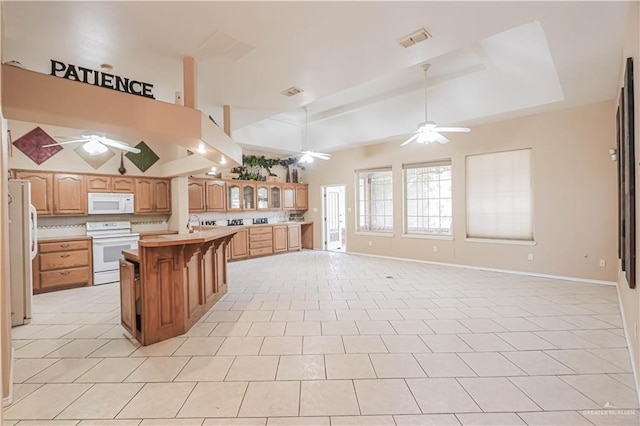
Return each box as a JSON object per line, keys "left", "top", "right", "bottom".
{"left": 40, "top": 266, "right": 90, "bottom": 289}
{"left": 249, "top": 240, "right": 272, "bottom": 249}
{"left": 249, "top": 226, "right": 272, "bottom": 235}
{"left": 39, "top": 239, "right": 90, "bottom": 253}
{"left": 250, "top": 247, "right": 273, "bottom": 257}
{"left": 249, "top": 233, "right": 272, "bottom": 242}
{"left": 40, "top": 250, "right": 90, "bottom": 270}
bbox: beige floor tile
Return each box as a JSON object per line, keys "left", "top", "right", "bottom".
{"left": 414, "top": 353, "right": 476, "bottom": 377}
{"left": 247, "top": 322, "right": 286, "bottom": 336}
{"left": 588, "top": 347, "right": 634, "bottom": 371}
{"left": 535, "top": 331, "right": 598, "bottom": 349}
{"left": 204, "top": 419, "right": 266, "bottom": 426}
{"left": 424, "top": 320, "right": 470, "bottom": 334}
{"left": 456, "top": 413, "right": 525, "bottom": 425}
{"left": 407, "top": 378, "right": 480, "bottom": 413}
{"left": 379, "top": 335, "right": 429, "bottom": 353}
{"left": 260, "top": 336, "right": 303, "bottom": 355}
{"left": 271, "top": 310, "right": 304, "bottom": 322}
{"left": 58, "top": 383, "right": 143, "bottom": 419}
{"left": 561, "top": 374, "right": 639, "bottom": 408}
{"left": 322, "top": 321, "right": 360, "bottom": 336}
{"left": 326, "top": 354, "right": 376, "bottom": 379}
{"left": 336, "top": 309, "right": 370, "bottom": 321}
{"left": 207, "top": 311, "right": 242, "bottom": 322}
{"left": 394, "top": 414, "right": 461, "bottom": 425}
{"left": 140, "top": 419, "right": 204, "bottom": 425}
{"left": 509, "top": 376, "right": 599, "bottom": 410}
{"left": 172, "top": 336, "right": 225, "bottom": 356}
{"left": 354, "top": 379, "right": 421, "bottom": 415}
{"left": 502, "top": 351, "right": 575, "bottom": 375}
{"left": 210, "top": 322, "right": 252, "bottom": 336}
{"left": 573, "top": 330, "right": 627, "bottom": 348}
{"left": 129, "top": 337, "right": 186, "bottom": 357}
{"left": 27, "top": 358, "right": 101, "bottom": 383}
{"left": 119, "top": 382, "right": 195, "bottom": 419}
{"left": 217, "top": 336, "right": 264, "bottom": 355}
{"left": 458, "top": 377, "right": 539, "bottom": 412}
{"left": 330, "top": 415, "right": 395, "bottom": 425}
{"left": 343, "top": 336, "right": 388, "bottom": 354}
{"left": 124, "top": 357, "right": 190, "bottom": 382}
{"left": 389, "top": 320, "right": 431, "bottom": 335}
{"left": 15, "top": 339, "right": 72, "bottom": 358}
{"left": 305, "top": 310, "right": 338, "bottom": 321}
{"left": 177, "top": 382, "right": 248, "bottom": 418}
{"left": 369, "top": 354, "right": 426, "bottom": 378}
{"left": 76, "top": 358, "right": 146, "bottom": 383}
{"left": 457, "top": 333, "right": 514, "bottom": 352}
{"left": 13, "top": 358, "right": 58, "bottom": 383}
{"left": 428, "top": 308, "right": 468, "bottom": 320}
{"left": 517, "top": 411, "right": 592, "bottom": 426}
{"left": 11, "top": 383, "right": 43, "bottom": 405}
{"left": 497, "top": 332, "right": 557, "bottom": 350}
{"left": 184, "top": 322, "right": 217, "bottom": 337}
{"left": 420, "top": 335, "right": 473, "bottom": 353}
{"left": 12, "top": 421, "right": 81, "bottom": 426}
{"left": 238, "top": 381, "right": 300, "bottom": 417}
{"left": 226, "top": 355, "right": 279, "bottom": 381}
{"left": 78, "top": 420, "right": 141, "bottom": 425}
{"left": 4, "top": 383, "right": 92, "bottom": 420}
{"left": 367, "top": 310, "right": 403, "bottom": 321}
{"left": 285, "top": 321, "right": 321, "bottom": 336}
{"left": 493, "top": 317, "right": 542, "bottom": 332}
{"left": 458, "top": 352, "right": 525, "bottom": 376}
{"left": 608, "top": 373, "right": 638, "bottom": 389}
{"left": 45, "top": 339, "right": 110, "bottom": 358}
{"left": 299, "top": 380, "right": 360, "bottom": 416}
{"left": 545, "top": 349, "right": 623, "bottom": 373}
{"left": 303, "top": 336, "right": 344, "bottom": 354}
{"left": 11, "top": 339, "right": 34, "bottom": 349}
{"left": 267, "top": 417, "right": 329, "bottom": 425}
{"left": 277, "top": 355, "right": 325, "bottom": 380}
{"left": 239, "top": 310, "right": 273, "bottom": 322}
{"left": 174, "top": 356, "right": 234, "bottom": 381}
{"left": 88, "top": 339, "right": 140, "bottom": 358}
{"left": 355, "top": 321, "right": 396, "bottom": 335}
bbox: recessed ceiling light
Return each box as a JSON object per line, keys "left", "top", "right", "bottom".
{"left": 281, "top": 86, "right": 303, "bottom": 97}
{"left": 100, "top": 63, "right": 114, "bottom": 72}
{"left": 397, "top": 28, "right": 431, "bottom": 48}
{"left": 198, "top": 143, "right": 206, "bottom": 154}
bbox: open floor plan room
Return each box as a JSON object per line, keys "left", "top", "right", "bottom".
{"left": 5, "top": 251, "right": 638, "bottom": 426}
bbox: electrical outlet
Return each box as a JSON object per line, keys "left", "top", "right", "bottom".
{"left": 527, "top": 253, "right": 534, "bottom": 261}
{"left": 433, "top": 246, "right": 438, "bottom": 252}
{"left": 599, "top": 259, "right": 606, "bottom": 267}
{"left": 368, "top": 241, "right": 372, "bottom": 247}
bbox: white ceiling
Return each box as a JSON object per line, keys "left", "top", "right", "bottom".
{"left": 2, "top": 1, "right": 630, "bottom": 155}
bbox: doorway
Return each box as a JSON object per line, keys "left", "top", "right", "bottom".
{"left": 323, "top": 185, "right": 346, "bottom": 253}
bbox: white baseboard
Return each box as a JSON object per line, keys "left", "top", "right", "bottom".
{"left": 348, "top": 251, "right": 617, "bottom": 286}
{"left": 615, "top": 281, "right": 640, "bottom": 405}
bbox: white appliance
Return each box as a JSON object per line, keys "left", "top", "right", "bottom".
{"left": 8, "top": 180, "right": 37, "bottom": 327}
{"left": 87, "top": 221, "right": 139, "bottom": 284}
{"left": 88, "top": 192, "right": 134, "bottom": 215}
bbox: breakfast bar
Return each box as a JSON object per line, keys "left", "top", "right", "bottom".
{"left": 120, "top": 228, "right": 237, "bottom": 346}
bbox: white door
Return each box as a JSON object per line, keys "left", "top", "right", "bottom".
{"left": 323, "top": 185, "right": 346, "bottom": 252}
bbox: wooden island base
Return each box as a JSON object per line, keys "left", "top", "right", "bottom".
{"left": 120, "top": 228, "right": 237, "bottom": 346}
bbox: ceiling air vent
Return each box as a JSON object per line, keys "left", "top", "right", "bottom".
{"left": 281, "top": 86, "right": 303, "bottom": 97}
{"left": 397, "top": 28, "right": 431, "bottom": 48}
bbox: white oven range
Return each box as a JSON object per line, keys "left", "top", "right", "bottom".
{"left": 86, "top": 221, "right": 139, "bottom": 285}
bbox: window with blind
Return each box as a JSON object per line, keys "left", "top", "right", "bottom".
{"left": 404, "top": 161, "right": 452, "bottom": 235}
{"left": 357, "top": 168, "right": 393, "bottom": 233}
{"left": 466, "top": 149, "right": 533, "bottom": 240}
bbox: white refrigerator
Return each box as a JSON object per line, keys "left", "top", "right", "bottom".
{"left": 8, "top": 180, "right": 37, "bottom": 327}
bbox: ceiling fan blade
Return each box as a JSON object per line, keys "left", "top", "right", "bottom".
{"left": 400, "top": 133, "right": 420, "bottom": 146}
{"left": 435, "top": 127, "right": 471, "bottom": 133}
{"left": 100, "top": 138, "right": 141, "bottom": 154}
{"left": 310, "top": 152, "right": 331, "bottom": 159}
{"left": 434, "top": 133, "right": 450, "bottom": 144}
{"left": 41, "top": 139, "right": 89, "bottom": 148}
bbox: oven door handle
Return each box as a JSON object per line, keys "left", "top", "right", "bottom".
{"left": 92, "top": 238, "right": 139, "bottom": 245}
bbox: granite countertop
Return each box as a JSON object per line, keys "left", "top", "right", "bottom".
{"left": 37, "top": 235, "right": 92, "bottom": 242}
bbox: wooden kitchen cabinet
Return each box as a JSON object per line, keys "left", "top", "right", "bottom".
{"left": 227, "top": 183, "right": 241, "bottom": 211}
{"left": 288, "top": 224, "right": 301, "bottom": 251}
{"left": 229, "top": 228, "right": 249, "bottom": 260}
{"left": 188, "top": 179, "right": 206, "bottom": 212}
{"left": 87, "top": 175, "right": 134, "bottom": 193}
{"left": 33, "top": 237, "right": 93, "bottom": 293}
{"left": 53, "top": 173, "right": 87, "bottom": 215}
{"left": 135, "top": 177, "right": 171, "bottom": 214}
{"left": 273, "top": 225, "right": 288, "bottom": 253}
{"left": 205, "top": 180, "right": 226, "bottom": 212}
{"left": 269, "top": 185, "right": 282, "bottom": 209}
{"left": 256, "top": 185, "right": 269, "bottom": 210}
{"left": 119, "top": 259, "right": 138, "bottom": 337}
{"left": 295, "top": 184, "right": 309, "bottom": 211}
{"left": 249, "top": 226, "right": 273, "bottom": 257}
{"left": 282, "top": 184, "right": 295, "bottom": 210}
{"left": 242, "top": 182, "right": 256, "bottom": 210}
{"left": 14, "top": 171, "right": 53, "bottom": 216}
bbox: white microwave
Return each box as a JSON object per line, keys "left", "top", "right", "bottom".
{"left": 88, "top": 193, "right": 134, "bottom": 215}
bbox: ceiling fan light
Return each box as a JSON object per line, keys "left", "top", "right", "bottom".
{"left": 299, "top": 153, "right": 314, "bottom": 164}
{"left": 83, "top": 139, "right": 108, "bottom": 155}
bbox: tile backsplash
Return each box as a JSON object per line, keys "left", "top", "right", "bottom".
{"left": 195, "top": 210, "right": 289, "bottom": 226}
{"left": 37, "top": 215, "right": 169, "bottom": 239}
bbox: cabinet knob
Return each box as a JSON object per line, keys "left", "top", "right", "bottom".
{"left": 59, "top": 271, "right": 70, "bottom": 275}
{"left": 60, "top": 244, "right": 70, "bottom": 248}
{"left": 60, "top": 254, "right": 70, "bottom": 258}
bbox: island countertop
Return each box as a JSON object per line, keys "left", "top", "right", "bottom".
{"left": 137, "top": 227, "right": 238, "bottom": 248}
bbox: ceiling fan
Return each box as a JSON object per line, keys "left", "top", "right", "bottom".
{"left": 285, "top": 107, "right": 331, "bottom": 164}
{"left": 401, "top": 63, "right": 470, "bottom": 146}
{"left": 42, "top": 134, "right": 141, "bottom": 156}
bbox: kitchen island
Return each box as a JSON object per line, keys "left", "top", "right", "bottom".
{"left": 120, "top": 228, "right": 237, "bottom": 346}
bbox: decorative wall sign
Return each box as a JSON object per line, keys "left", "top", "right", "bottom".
{"left": 50, "top": 59, "right": 155, "bottom": 99}
{"left": 125, "top": 141, "right": 159, "bottom": 172}
{"left": 12, "top": 127, "right": 62, "bottom": 165}
{"left": 74, "top": 144, "right": 114, "bottom": 169}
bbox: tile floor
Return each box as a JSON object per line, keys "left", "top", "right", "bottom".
{"left": 4, "top": 251, "right": 640, "bottom": 425}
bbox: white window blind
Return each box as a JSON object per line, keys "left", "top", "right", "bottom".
{"left": 357, "top": 168, "right": 393, "bottom": 233}
{"left": 404, "top": 161, "right": 452, "bottom": 235}
{"left": 466, "top": 149, "right": 533, "bottom": 240}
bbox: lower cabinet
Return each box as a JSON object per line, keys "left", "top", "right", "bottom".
{"left": 288, "top": 224, "right": 301, "bottom": 251}
{"left": 273, "top": 225, "right": 288, "bottom": 253}
{"left": 34, "top": 237, "right": 93, "bottom": 293}
{"left": 119, "top": 259, "right": 139, "bottom": 338}
{"left": 249, "top": 226, "right": 273, "bottom": 257}
{"left": 229, "top": 228, "right": 249, "bottom": 260}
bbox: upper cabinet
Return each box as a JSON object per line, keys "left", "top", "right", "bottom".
{"left": 134, "top": 177, "right": 171, "bottom": 214}
{"left": 14, "top": 171, "right": 53, "bottom": 216}
{"left": 295, "top": 184, "right": 308, "bottom": 211}
{"left": 282, "top": 184, "right": 295, "bottom": 210}
{"left": 87, "top": 175, "right": 134, "bottom": 193}
{"left": 256, "top": 185, "right": 269, "bottom": 210}
{"left": 53, "top": 174, "right": 87, "bottom": 215}
{"left": 227, "top": 183, "right": 241, "bottom": 211}
{"left": 282, "top": 183, "right": 308, "bottom": 211}
{"left": 188, "top": 179, "right": 206, "bottom": 213}
{"left": 269, "top": 185, "right": 281, "bottom": 210}
{"left": 205, "top": 181, "right": 226, "bottom": 212}
{"left": 242, "top": 182, "right": 256, "bottom": 210}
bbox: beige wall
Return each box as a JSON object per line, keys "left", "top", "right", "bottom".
{"left": 616, "top": 0, "right": 640, "bottom": 401}
{"left": 1, "top": 2, "right": 10, "bottom": 415}
{"left": 306, "top": 99, "right": 617, "bottom": 283}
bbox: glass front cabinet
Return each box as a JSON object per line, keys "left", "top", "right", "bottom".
{"left": 269, "top": 185, "right": 282, "bottom": 209}
{"left": 227, "top": 184, "right": 241, "bottom": 210}
{"left": 242, "top": 183, "right": 256, "bottom": 210}
{"left": 257, "top": 185, "right": 269, "bottom": 210}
